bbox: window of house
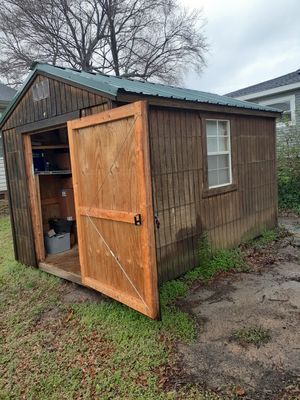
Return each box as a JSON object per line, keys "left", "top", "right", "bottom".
{"left": 206, "top": 119, "right": 232, "bottom": 188}
{"left": 259, "top": 95, "right": 296, "bottom": 126}
{"left": 0, "top": 133, "right": 3, "bottom": 158}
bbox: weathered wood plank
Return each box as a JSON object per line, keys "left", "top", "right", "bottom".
{"left": 2, "top": 75, "right": 110, "bottom": 131}
{"left": 68, "top": 101, "right": 159, "bottom": 319}
{"left": 2, "top": 128, "right": 37, "bottom": 266}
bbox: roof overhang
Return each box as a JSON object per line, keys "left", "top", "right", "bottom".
{"left": 117, "top": 90, "right": 281, "bottom": 118}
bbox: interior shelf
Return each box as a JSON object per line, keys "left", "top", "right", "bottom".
{"left": 32, "top": 144, "right": 69, "bottom": 150}
{"left": 35, "top": 170, "right": 71, "bottom": 175}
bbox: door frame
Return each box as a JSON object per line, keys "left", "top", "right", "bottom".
{"left": 23, "top": 124, "right": 73, "bottom": 264}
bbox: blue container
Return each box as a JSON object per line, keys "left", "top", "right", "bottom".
{"left": 33, "top": 150, "right": 45, "bottom": 172}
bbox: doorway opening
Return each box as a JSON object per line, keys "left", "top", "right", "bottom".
{"left": 24, "top": 126, "right": 81, "bottom": 284}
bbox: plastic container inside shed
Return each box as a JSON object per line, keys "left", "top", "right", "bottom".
{"left": 44, "top": 233, "right": 71, "bottom": 254}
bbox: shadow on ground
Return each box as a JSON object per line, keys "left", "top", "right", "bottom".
{"left": 177, "top": 217, "right": 300, "bottom": 400}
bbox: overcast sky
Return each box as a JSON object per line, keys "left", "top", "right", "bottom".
{"left": 181, "top": 0, "right": 300, "bottom": 95}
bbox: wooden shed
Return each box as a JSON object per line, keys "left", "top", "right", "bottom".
{"left": 0, "top": 63, "right": 280, "bottom": 319}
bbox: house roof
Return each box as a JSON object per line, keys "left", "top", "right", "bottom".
{"left": 226, "top": 69, "right": 300, "bottom": 98}
{"left": 0, "top": 82, "right": 16, "bottom": 103}
{"left": 0, "top": 63, "right": 280, "bottom": 127}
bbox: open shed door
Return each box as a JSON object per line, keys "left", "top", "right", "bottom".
{"left": 67, "top": 101, "right": 159, "bottom": 319}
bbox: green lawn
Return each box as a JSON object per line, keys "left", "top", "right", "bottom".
{"left": 0, "top": 216, "right": 224, "bottom": 400}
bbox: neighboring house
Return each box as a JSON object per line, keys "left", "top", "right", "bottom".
{"left": 0, "top": 83, "right": 17, "bottom": 197}
{"left": 226, "top": 68, "right": 300, "bottom": 136}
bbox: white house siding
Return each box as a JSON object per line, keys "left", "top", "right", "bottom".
{"left": 241, "top": 89, "right": 300, "bottom": 144}
{"left": 0, "top": 157, "right": 6, "bottom": 191}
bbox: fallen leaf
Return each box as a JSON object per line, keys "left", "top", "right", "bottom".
{"left": 236, "top": 386, "right": 246, "bottom": 396}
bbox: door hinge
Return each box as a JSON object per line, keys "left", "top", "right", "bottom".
{"left": 134, "top": 214, "right": 142, "bottom": 226}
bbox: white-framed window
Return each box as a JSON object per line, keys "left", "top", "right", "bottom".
{"left": 206, "top": 119, "right": 232, "bottom": 188}
{"left": 259, "top": 95, "right": 296, "bottom": 126}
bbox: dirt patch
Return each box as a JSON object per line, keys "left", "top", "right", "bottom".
{"left": 176, "top": 222, "right": 300, "bottom": 400}
{"left": 37, "top": 307, "right": 63, "bottom": 325}
{"left": 279, "top": 216, "right": 300, "bottom": 247}
{"left": 61, "top": 282, "right": 104, "bottom": 304}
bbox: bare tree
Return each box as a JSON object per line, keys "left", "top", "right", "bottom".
{"left": 0, "top": 0, "right": 107, "bottom": 85}
{"left": 0, "top": 0, "right": 207, "bottom": 86}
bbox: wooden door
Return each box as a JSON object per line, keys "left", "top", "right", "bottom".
{"left": 67, "top": 101, "right": 159, "bottom": 319}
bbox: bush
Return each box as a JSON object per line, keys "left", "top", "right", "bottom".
{"left": 277, "top": 121, "right": 300, "bottom": 214}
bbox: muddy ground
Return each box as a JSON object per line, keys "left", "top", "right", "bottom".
{"left": 177, "top": 217, "right": 300, "bottom": 400}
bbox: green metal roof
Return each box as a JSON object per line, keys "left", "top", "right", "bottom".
{"left": 0, "top": 63, "right": 280, "bottom": 127}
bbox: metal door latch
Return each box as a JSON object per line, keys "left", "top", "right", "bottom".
{"left": 134, "top": 214, "right": 142, "bottom": 226}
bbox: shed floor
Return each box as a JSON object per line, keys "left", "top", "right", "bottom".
{"left": 39, "top": 246, "right": 82, "bottom": 285}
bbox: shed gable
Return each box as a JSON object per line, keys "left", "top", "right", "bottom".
{"left": 2, "top": 74, "right": 111, "bottom": 131}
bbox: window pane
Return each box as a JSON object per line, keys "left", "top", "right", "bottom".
{"left": 208, "top": 170, "right": 218, "bottom": 187}
{"left": 0, "top": 135, "right": 3, "bottom": 158}
{"left": 207, "top": 137, "right": 218, "bottom": 153}
{"left": 37, "top": 84, "right": 43, "bottom": 99}
{"left": 260, "top": 99, "right": 292, "bottom": 124}
{"left": 218, "top": 136, "right": 229, "bottom": 151}
{"left": 219, "top": 168, "right": 230, "bottom": 185}
{"left": 206, "top": 119, "right": 232, "bottom": 188}
{"left": 32, "top": 79, "right": 50, "bottom": 102}
{"left": 218, "top": 121, "right": 229, "bottom": 136}
{"left": 207, "top": 155, "right": 218, "bottom": 170}
{"left": 267, "top": 100, "right": 290, "bottom": 112}
{"left": 206, "top": 120, "right": 217, "bottom": 137}
{"left": 279, "top": 111, "right": 292, "bottom": 124}
{"left": 218, "top": 154, "right": 229, "bottom": 168}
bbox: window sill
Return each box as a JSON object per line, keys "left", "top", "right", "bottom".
{"left": 202, "top": 183, "right": 237, "bottom": 198}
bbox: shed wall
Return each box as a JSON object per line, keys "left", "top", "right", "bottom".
{"left": 3, "top": 128, "right": 36, "bottom": 265}
{"left": 2, "top": 75, "right": 111, "bottom": 266}
{"left": 148, "top": 107, "right": 277, "bottom": 284}
{"left": 2, "top": 75, "right": 110, "bottom": 130}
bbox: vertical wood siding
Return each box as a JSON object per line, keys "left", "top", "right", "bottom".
{"left": 149, "top": 107, "right": 277, "bottom": 284}
{"left": 1, "top": 75, "right": 111, "bottom": 267}
{"left": 2, "top": 128, "right": 36, "bottom": 265}
{"left": 2, "top": 75, "right": 110, "bottom": 131}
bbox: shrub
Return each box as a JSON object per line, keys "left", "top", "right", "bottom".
{"left": 277, "top": 121, "right": 300, "bottom": 214}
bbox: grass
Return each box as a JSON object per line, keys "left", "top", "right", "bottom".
{"left": 0, "top": 216, "right": 226, "bottom": 400}
{"left": 252, "top": 229, "right": 278, "bottom": 247}
{"left": 242, "top": 227, "right": 286, "bottom": 253}
{"left": 233, "top": 326, "right": 271, "bottom": 347}
{"left": 185, "top": 234, "right": 248, "bottom": 282}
